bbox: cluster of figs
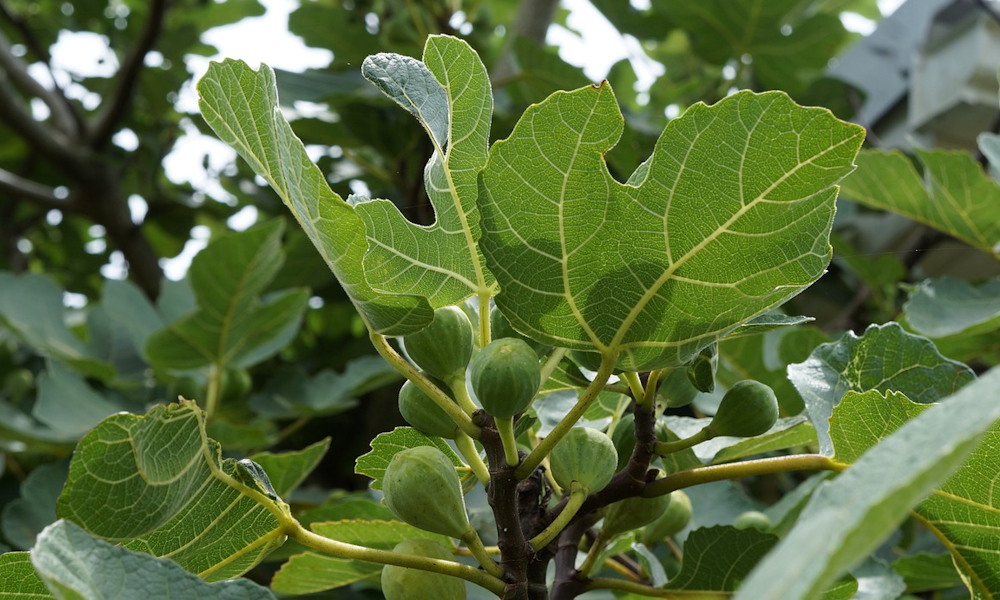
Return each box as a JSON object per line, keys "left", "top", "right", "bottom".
{"left": 378, "top": 305, "right": 780, "bottom": 598}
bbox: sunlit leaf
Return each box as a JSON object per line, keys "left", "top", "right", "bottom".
{"left": 480, "top": 87, "right": 863, "bottom": 370}
{"left": 197, "top": 59, "right": 433, "bottom": 334}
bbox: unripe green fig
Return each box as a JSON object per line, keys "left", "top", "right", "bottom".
{"left": 469, "top": 338, "right": 541, "bottom": 418}
{"left": 601, "top": 493, "right": 671, "bottom": 539}
{"left": 382, "top": 446, "right": 470, "bottom": 538}
{"left": 706, "top": 380, "right": 779, "bottom": 438}
{"left": 641, "top": 490, "right": 692, "bottom": 544}
{"left": 610, "top": 413, "right": 636, "bottom": 471}
{"left": 733, "top": 510, "right": 771, "bottom": 532}
{"left": 686, "top": 342, "right": 718, "bottom": 393}
{"left": 381, "top": 539, "right": 465, "bottom": 600}
{"left": 548, "top": 427, "right": 618, "bottom": 493}
{"left": 402, "top": 306, "right": 474, "bottom": 381}
{"left": 398, "top": 379, "right": 458, "bottom": 439}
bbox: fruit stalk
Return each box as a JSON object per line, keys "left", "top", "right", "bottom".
{"left": 516, "top": 352, "right": 617, "bottom": 480}
{"left": 642, "top": 454, "right": 846, "bottom": 498}
{"left": 454, "top": 432, "right": 491, "bottom": 484}
{"left": 529, "top": 481, "right": 587, "bottom": 550}
{"left": 496, "top": 416, "right": 521, "bottom": 466}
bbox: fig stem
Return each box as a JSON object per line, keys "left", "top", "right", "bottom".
{"left": 576, "top": 531, "right": 607, "bottom": 577}
{"left": 642, "top": 454, "right": 847, "bottom": 498}
{"left": 584, "top": 576, "right": 728, "bottom": 598}
{"left": 496, "top": 416, "right": 521, "bottom": 467}
{"left": 287, "top": 520, "right": 506, "bottom": 595}
{"left": 529, "top": 481, "right": 587, "bottom": 550}
{"left": 462, "top": 528, "right": 506, "bottom": 578}
{"left": 370, "top": 333, "right": 481, "bottom": 439}
{"left": 478, "top": 293, "right": 491, "bottom": 348}
{"left": 455, "top": 432, "right": 491, "bottom": 484}
{"left": 539, "top": 346, "right": 568, "bottom": 385}
{"left": 642, "top": 368, "right": 666, "bottom": 409}
{"left": 621, "top": 371, "right": 644, "bottom": 404}
{"left": 516, "top": 352, "right": 617, "bottom": 479}
{"left": 655, "top": 425, "right": 713, "bottom": 455}
{"left": 449, "top": 377, "right": 480, "bottom": 415}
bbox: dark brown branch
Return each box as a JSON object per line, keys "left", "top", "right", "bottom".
{"left": 0, "top": 0, "right": 51, "bottom": 63}
{"left": 0, "top": 30, "right": 77, "bottom": 135}
{"left": 0, "top": 75, "right": 92, "bottom": 180}
{"left": 0, "top": 167, "right": 69, "bottom": 209}
{"left": 88, "top": 0, "right": 169, "bottom": 148}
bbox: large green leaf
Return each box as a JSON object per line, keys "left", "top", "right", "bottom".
{"left": 272, "top": 520, "right": 451, "bottom": 595}
{"left": 0, "top": 552, "right": 49, "bottom": 599}
{"left": 903, "top": 277, "right": 1000, "bottom": 338}
{"left": 197, "top": 59, "right": 433, "bottom": 335}
{"left": 840, "top": 149, "right": 1000, "bottom": 259}
{"left": 0, "top": 273, "right": 113, "bottom": 381}
{"left": 830, "top": 389, "right": 1000, "bottom": 598}
{"left": 355, "top": 35, "right": 496, "bottom": 307}
{"left": 1, "top": 461, "right": 67, "bottom": 550}
{"left": 480, "top": 87, "right": 863, "bottom": 370}
{"left": 30, "top": 520, "right": 275, "bottom": 600}
{"left": 33, "top": 361, "right": 128, "bottom": 437}
{"left": 788, "top": 322, "right": 974, "bottom": 455}
{"left": 56, "top": 401, "right": 287, "bottom": 581}
{"left": 736, "top": 368, "right": 1000, "bottom": 600}
{"left": 145, "top": 222, "right": 309, "bottom": 370}
{"left": 664, "top": 526, "right": 776, "bottom": 591}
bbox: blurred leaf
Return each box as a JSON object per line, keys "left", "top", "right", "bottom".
{"left": 0, "top": 273, "right": 113, "bottom": 381}
{"left": 903, "top": 276, "right": 1000, "bottom": 338}
{"left": 146, "top": 222, "right": 309, "bottom": 371}
{"left": 711, "top": 417, "right": 817, "bottom": 463}
{"left": 33, "top": 361, "right": 128, "bottom": 437}
{"left": 736, "top": 368, "right": 1000, "bottom": 600}
{"left": 841, "top": 149, "right": 1000, "bottom": 260}
{"left": 849, "top": 556, "right": 906, "bottom": 600}
{"left": 100, "top": 279, "right": 166, "bottom": 358}
{"left": 30, "top": 520, "right": 275, "bottom": 600}
{"left": 354, "top": 426, "right": 463, "bottom": 491}
{"left": 892, "top": 553, "right": 964, "bottom": 593}
{"left": 788, "top": 322, "right": 974, "bottom": 455}
{"left": 56, "top": 401, "right": 286, "bottom": 581}
{"left": 723, "top": 313, "right": 815, "bottom": 339}
{"left": 198, "top": 59, "right": 433, "bottom": 335}
{"left": 1, "top": 461, "right": 67, "bottom": 550}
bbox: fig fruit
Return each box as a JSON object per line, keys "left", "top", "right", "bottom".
{"left": 641, "top": 490, "right": 692, "bottom": 544}
{"left": 402, "top": 306, "right": 474, "bottom": 382}
{"left": 548, "top": 427, "right": 618, "bottom": 493}
{"left": 381, "top": 539, "right": 465, "bottom": 600}
{"left": 398, "top": 379, "right": 459, "bottom": 439}
{"left": 686, "top": 342, "right": 718, "bottom": 393}
{"left": 469, "top": 337, "right": 541, "bottom": 418}
{"left": 382, "top": 445, "right": 470, "bottom": 539}
{"left": 733, "top": 510, "right": 771, "bottom": 532}
{"left": 706, "top": 380, "right": 778, "bottom": 438}
{"left": 601, "top": 493, "right": 671, "bottom": 539}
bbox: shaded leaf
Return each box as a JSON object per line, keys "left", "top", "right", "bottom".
{"left": 1, "top": 461, "right": 67, "bottom": 550}
{"left": 33, "top": 361, "right": 127, "bottom": 437}
{"left": 31, "top": 520, "right": 275, "bottom": 600}
{"left": 788, "top": 322, "right": 974, "bottom": 455}
{"left": 480, "top": 87, "right": 863, "bottom": 371}
{"left": 665, "top": 526, "right": 777, "bottom": 591}
{"left": 735, "top": 367, "right": 1000, "bottom": 600}
{"left": 145, "top": 222, "right": 309, "bottom": 370}
{"left": 0, "top": 273, "right": 112, "bottom": 381}
{"left": 841, "top": 149, "right": 1000, "bottom": 259}
{"left": 57, "top": 401, "right": 287, "bottom": 581}
{"left": 892, "top": 553, "right": 964, "bottom": 593}
{"left": 903, "top": 276, "right": 1000, "bottom": 338}
{"left": 249, "top": 437, "right": 330, "bottom": 498}
{"left": 197, "top": 59, "right": 433, "bottom": 334}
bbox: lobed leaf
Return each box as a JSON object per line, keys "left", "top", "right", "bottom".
{"left": 354, "top": 426, "right": 463, "bottom": 490}
{"left": 56, "top": 401, "right": 287, "bottom": 581}
{"left": 356, "top": 35, "right": 496, "bottom": 307}
{"left": 197, "top": 59, "right": 433, "bottom": 335}
{"left": 788, "top": 322, "right": 974, "bottom": 455}
{"left": 31, "top": 520, "right": 275, "bottom": 600}
{"left": 736, "top": 367, "right": 1000, "bottom": 600}
{"left": 665, "top": 526, "right": 777, "bottom": 591}
{"left": 480, "top": 87, "right": 864, "bottom": 370}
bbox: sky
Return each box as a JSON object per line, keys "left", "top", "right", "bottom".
{"left": 47, "top": 0, "right": 909, "bottom": 284}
